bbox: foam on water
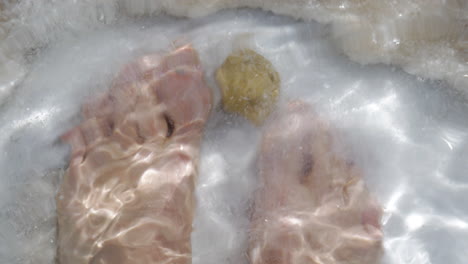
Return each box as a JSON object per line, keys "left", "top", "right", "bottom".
{"left": 0, "top": 4, "right": 467, "bottom": 264}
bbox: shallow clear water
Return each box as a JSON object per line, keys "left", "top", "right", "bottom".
{"left": 0, "top": 8, "right": 467, "bottom": 264}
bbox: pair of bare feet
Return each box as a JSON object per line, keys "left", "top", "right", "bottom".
{"left": 56, "top": 45, "right": 383, "bottom": 264}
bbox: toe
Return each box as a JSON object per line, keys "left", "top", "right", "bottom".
{"left": 151, "top": 67, "right": 212, "bottom": 131}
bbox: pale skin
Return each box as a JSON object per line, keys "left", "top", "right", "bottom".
{"left": 249, "top": 101, "right": 383, "bottom": 264}
{"left": 56, "top": 45, "right": 212, "bottom": 264}
{"left": 57, "top": 46, "right": 382, "bottom": 264}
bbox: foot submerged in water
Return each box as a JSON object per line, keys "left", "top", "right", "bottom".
{"left": 56, "top": 45, "right": 212, "bottom": 264}
{"left": 249, "top": 101, "right": 383, "bottom": 264}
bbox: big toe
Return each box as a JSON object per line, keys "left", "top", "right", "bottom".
{"left": 152, "top": 67, "right": 212, "bottom": 131}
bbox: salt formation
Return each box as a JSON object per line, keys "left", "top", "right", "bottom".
{"left": 0, "top": 1, "right": 467, "bottom": 264}
{"left": 0, "top": 0, "right": 466, "bottom": 100}
{"left": 216, "top": 49, "right": 280, "bottom": 125}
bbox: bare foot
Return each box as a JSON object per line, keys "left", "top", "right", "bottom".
{"left": 56, "top": 45, "right": 212, "bottom": 264}
{"left": 249, "top": 101, "right": 383, "bottom": 264}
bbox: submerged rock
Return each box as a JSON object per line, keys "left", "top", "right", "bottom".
{"left": 216, "top": 49, "right": 280, "bottom": 125}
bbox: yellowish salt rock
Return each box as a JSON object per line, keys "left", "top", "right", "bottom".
{"left": 216, "top": 49, "right": 280, "bottom": 125}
